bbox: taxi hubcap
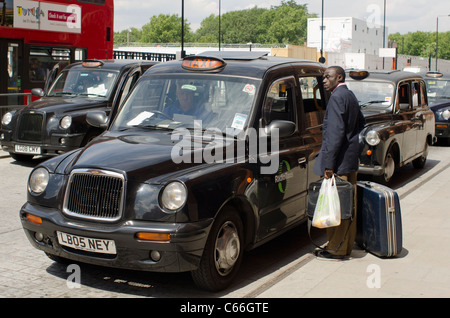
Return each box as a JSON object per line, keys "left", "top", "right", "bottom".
{"left": 214, "top": 221, "right": 240, "bottom": 276}
{"left": 384, "top": 153, "right": 395, "bottom": 181}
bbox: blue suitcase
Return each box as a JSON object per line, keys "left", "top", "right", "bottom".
{"left": 356, "top": 181, "right": 402, "bottom": 257}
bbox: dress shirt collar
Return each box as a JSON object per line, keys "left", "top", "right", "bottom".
{"left": 332, "top": 82, "right": 347, "bottom": 94}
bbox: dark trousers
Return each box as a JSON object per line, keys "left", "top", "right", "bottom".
{"left": 326, "top": 172, "right": 358, "bottom": 256}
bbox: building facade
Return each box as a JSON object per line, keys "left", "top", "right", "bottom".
{"left": 307, "top": 17, "right": 387, "bottom": 55}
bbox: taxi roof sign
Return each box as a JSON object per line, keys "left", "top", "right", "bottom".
{"left": 181, "top": 56, "right": 226, "bottom": 71}
{"left": 349, "top": 70, "right": 369, "bottom": 80}
{"left": 82, "top": 60, "right": 104, "bottom": 68}
{"left": 425, "top": 71, "right": 443, "bottom": 78}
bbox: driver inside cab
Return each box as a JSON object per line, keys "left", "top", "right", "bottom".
{"left": 163, "top": 83, "right": 211, "bottom": 122}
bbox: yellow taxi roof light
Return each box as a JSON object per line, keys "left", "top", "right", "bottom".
{"left": 425, "top": 71, "right": 443, "bottom": 78}
{"left": 82, "top": 60, "right": 104, "bottom": 68}
{"left": 349, "top": 70, "right": 369, "bottom": 80}
{"left": 181, "top": 56, "right": 226, "bottom": 71}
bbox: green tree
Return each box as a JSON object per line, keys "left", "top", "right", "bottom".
{"left": 436, "top": 32, "right": 450, "bottom": 60}
{"left": 140, "top": 14, "right": 193, "bottom": 43}
{"left": 389, "top": 31, "right": 450, "bottom": 60}
{"left": 220, "top": 7, "right": 268, "bottom": 44}
{"left": 217, "top": 1, "right": 316, "bottom": 45}
{"left": 264, "top": 1, "right": 313, "bottom": 45}
{"left": 195, "top": 14, "right": 220, "bottom": 43}
{"left": 114, "top": 2, "right": 318, "bottom": 47}
{"left": 114, "top": 27, "right": 142, "bottom": 45}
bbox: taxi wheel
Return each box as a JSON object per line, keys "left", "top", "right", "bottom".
{"left": 376, "top": 150, "right": 396, "bottom": 184}
{"left": 10, "top": 153, "right": 34, "bottom": 162}
{"left": 191, "top": 207, "right": 244, "bottom": 292}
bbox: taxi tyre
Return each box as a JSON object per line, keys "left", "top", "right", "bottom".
{"left": 191, "top": 207, "right": 244, "bottom": 292}
{"left": 375, "top": 148, "right": 396, "bottom": 184}
{"left": 10, "top": 153, "right": 34, "bottom": 162}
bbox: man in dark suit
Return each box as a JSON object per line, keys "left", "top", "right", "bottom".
{"left": 313, "top": 66, "right": 365, "bottom": 259}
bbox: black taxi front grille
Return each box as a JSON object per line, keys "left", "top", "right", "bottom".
{"left": 17, "top": 113, "right": 44, "bottom": 142}
{"left": 63, "top": 169, "right": 125, "bottom": 222}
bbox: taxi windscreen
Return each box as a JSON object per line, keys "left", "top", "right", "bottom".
{"left": 47, "top": 69, "right": 119, "bottom": 98}
{"left": 346, "top": 80, "right": 395, "bottom": 111}
{"left": 112, "top": 75, "right": 261, "bottom": 135}
{"left": 425, "top": 78, "right": 450, "bottom": 100}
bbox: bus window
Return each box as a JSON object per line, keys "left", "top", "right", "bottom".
{"left": 29, "top": 47, "right": 70, "bottom": 82}
{"left": 7, "top": 43, "right": 21, "bottom": 106}
{"left": 75, "top": 48, "right": 87, "bottom": 61}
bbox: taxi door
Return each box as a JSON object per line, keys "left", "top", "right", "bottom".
{"left": 412, "top": 80, "right": 429, "bottom": 155}
{"left": 296, "top": 72, "right": 327, "bottom": 186}
{"left": 397, "top": 81, "right": 417, "bottom": 161}
{"left": 255, "top": 74, "right": 309, "bottom": 241}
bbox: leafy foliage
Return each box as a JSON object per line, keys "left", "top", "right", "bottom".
{"left": 114, "top": 1, "right": 316, "bottom": 45}
{"left": 113, "top": 1, "right": 449, "bottom": 61}
{"left": 389, "top": 31, "right": 450, "bottom": 60}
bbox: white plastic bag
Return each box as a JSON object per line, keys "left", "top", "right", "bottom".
{"left": 312, "top": 175, "right": 341, "bottom": 228}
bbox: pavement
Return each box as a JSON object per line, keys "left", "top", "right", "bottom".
{"left": 227, "top": 145, "right": 450, "bottom": 298}
{"left": 1, "top": 146, "right": 450, "bottom": 299}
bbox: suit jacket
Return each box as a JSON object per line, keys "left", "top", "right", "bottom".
{"left": 313, "top": 84, "right": 365, "bottom": 176}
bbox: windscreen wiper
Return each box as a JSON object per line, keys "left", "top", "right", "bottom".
{"left": 132, "top": 124, "right": 174, "bottom": 131}
{"left": 360, "top": 100, "right": 387, "bottom": 107}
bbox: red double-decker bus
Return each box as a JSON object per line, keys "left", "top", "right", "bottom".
{"left": 0, "top": 0, "right": 114, "bottom": 107}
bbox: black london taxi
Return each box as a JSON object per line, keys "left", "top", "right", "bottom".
{"left": 346, "top": 70, "right": 435, "bottom": 183}
{"left": 421, "top": 71, "right": 450, "bottom": 143}
{"left": 20, "top": 51, "right": 329, "bottom": 291}
{"left": 1, "top": 59, "right": 156, "bottom": 161}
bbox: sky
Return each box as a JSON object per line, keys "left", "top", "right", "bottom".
{"left": 114, "top": 0, "right": 450, "bottom": 35}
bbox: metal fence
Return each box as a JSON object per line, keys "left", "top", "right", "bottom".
{"left": 0, "top": 92, "right": 31, "bottom": 122}
{"left": 113, "top": 51, "right": 176, "bottom": 62}
{"left": 0, "top": 93, "right": 31, "bottom": 109}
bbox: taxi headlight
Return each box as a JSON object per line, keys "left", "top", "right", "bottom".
{"left": 442, "top": 109, "right": 450, "bottom": 121}
{"left": 29, "top": 168, "right": 49, "bottom": 194}
{"left": 160, "top": 182, "right": 187, "bottom": 211}
{"left": 2, "top": 112, "right": 13, "bottom": 126}
{"left": 60, "top": 116, "right": 72, "bottom": 129}
{"left": 365, "top": 130, "right": 380, "bottom": 146}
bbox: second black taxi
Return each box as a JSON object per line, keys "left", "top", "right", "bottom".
{"left": 422, "top": 71, "right": 450, "bottom": 143}
{"left": 1, "top": 59, "right": 156, "bottom": 161}
{"left": 346, "top": 70, "right": 436, "bottom": 183}
{"left": 20, "top": 51, "right": 331, "bottom": 291}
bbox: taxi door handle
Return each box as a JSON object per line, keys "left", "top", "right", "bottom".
{"left": 298, "top": 157, "right": 307, "bottom": 168}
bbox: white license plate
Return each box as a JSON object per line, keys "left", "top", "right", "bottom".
{"left": 57, "top": 231, "right": 117, "bottom": 255}
{"left": 15, "top": 144, "right": 41, "bottom": 154}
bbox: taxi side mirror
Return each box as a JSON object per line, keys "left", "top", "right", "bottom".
{"left": 265, "top": 120, "right": 296, "bottom": 138}
{"left": 31, "top": 88, "right": 44, "bottom": 97}
{"left": 86, "top": 111, "right": 108, "bottom": 129}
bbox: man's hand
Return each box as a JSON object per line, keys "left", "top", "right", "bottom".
{"left": 324, "top": 169, "right": 334, "bottom": 179}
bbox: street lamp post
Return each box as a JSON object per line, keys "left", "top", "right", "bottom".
{"left": 436, "top": 14, "right": 450, "bottom": 71}
{"left": 382, "top": 0, "right": 386, "bottom": 69}
{"left": 319, "top": 0, "right": 326, "bottom": 63}
{"left": 181, "top": 0, "right": 185, "bottom": 58}
{"left": 219, "top": 0, "right": 221, "bottom": 51}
